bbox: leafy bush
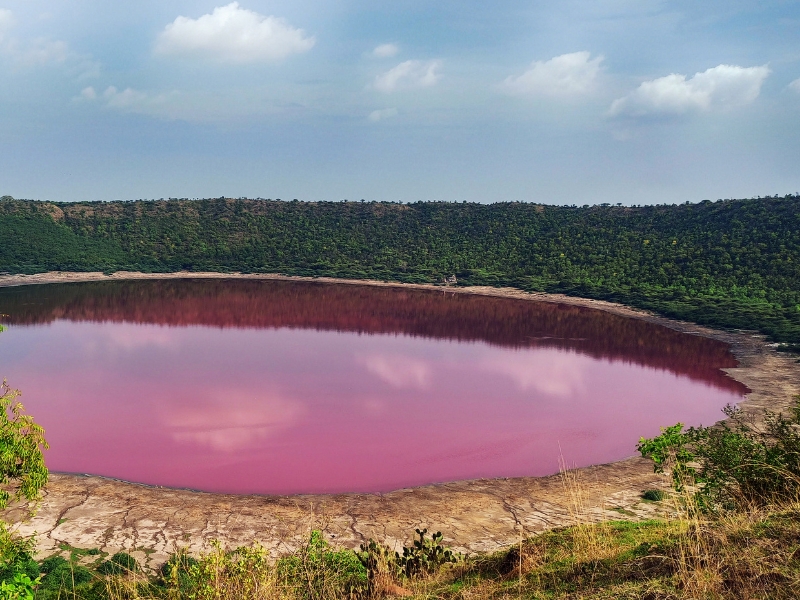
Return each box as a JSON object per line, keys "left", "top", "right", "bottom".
{"left": 0, "top": 524, "right": 39, "bottom": 588}
{"left": 96, "top": 552, "right": 139, "bottom": 575}
{"left": 0, "top": 572, "right": 39, "bottom": 600}
{"left": 277, "top": 530, "right": 368, "bottom": 598}
{"left": 160, "top": 549, "right": 198, "bottom": 592}
{"left": 642, "top": 489, "right": 667, "bottom": 501}
{"left": 38, "top": 561, "right": 93, "bottom": 591}
{"left": 0, "top": 381, "right": 48, "bottom": 511}
{"left": 38, "top": 556, "right": 68, "bottom": 575}
{"left": 638, "top": 396, "right": 800, "bottom": 510}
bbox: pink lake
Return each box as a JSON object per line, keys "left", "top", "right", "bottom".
{"left": 0, "top": 279, "right": 747, "bottom": 494}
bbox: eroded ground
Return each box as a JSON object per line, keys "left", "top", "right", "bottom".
{"left": 2, "top": 272, "right": 798, "bottom": 569}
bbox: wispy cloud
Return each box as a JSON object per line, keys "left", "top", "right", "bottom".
{"left": 609, "top": 64, "right": 770, "bottom": 118}
{"left": 373, "top": 59, "right": 441, "bottom": 93}
{"left": 372, "top": 43, "right": 398, "bottom": 58}
{"left": 154, "top": 2, "right": 315, "bottom": 63}
{"left": 0, "top": 8, "right": 13, "bottom": 41}
{"left": 368, "top": 107, "right": 398, "bottom": 122}
{"left": 789, "top": 78, "right": 800, "bottom": 94}
{"left": 77, "top": 85, "right": 179, "bottom": 118}
{"left": 501, "top": 51, "right": 604, "bottom": 97}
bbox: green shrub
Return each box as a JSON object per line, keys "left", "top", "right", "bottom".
{"left": 38, "top": 556, "right": 67, "bottom": 575}
{"left": 97, "top": 552, "right": 139, "bottom": 575}
{"left": 277, "top": 530, "right": 368, "bottom": 597}
{"left": 39, "top": 561, "right": 93, "bottom": 591}
{"left": 642, "top": 489, "right": 667, "bottom": 501}
{"left": 638, "top": 396, "right": 800, "bottom": 511}
{"left": 0, "top": 525, "right": 39, "bottom": 585}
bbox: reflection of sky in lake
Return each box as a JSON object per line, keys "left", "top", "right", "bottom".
{"left": 0, "top": 319, "right": 743, "bottom": 494}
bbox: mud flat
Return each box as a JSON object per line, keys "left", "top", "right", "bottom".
{"left": 2, "top": 271, "right": 798, "bottom": 569}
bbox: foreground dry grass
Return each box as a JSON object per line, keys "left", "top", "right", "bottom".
{"left": 66, "top": 492, "right": 798, "bottom": 600}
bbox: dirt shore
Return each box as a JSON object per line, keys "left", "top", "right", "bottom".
{"left": 2, "top": 271, "right": 798, "bottom": 569}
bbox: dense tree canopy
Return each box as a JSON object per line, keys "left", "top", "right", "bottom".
{"left": 1, "top": 195, "right": 799, "bottom": 345}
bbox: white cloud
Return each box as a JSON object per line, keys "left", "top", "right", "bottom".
{"left": 154, "top": 2, "right": 315, "bottom": 63}
{"left": 0, "top": 11, "right": 91, "bottom": 74}
{"left": 17, "top": 37, "right": 68, "bottom": 66}
{"left": 101, "top": 86, "right": 178, "bottom": 115}
{"left": 79, "top": 86, "right": 96, "bottom": 100}
{"left": 368, "top": 107, "right": 398, "bottom": 122}
{"left": 373, "top": 60, "right": 441, "bottom": 93}
{"left": 501, "top": 51, "right": 603, "bottom": 97}
{"left": 609, "top": 63, "right": 770, "bottom": 118}
{"left": 0, "top": 8, "right": 13, "bottom": 40}
{"left": 372, "top": 43, "right": 398, "bottom": 58}
{"left": 790, "top": 78, "right": 800, "bottom": 94}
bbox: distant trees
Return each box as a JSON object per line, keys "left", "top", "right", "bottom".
{"left": 1, "top": 196, "right": 799, "bottom": 345}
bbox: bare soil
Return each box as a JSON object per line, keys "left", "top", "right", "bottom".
{"left": 2, "top": 271, "right": 798, "bottom": 568}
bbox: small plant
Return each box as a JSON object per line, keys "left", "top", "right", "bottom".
{"left": 397, "top": 528, "right": 460, "bottom": 578}
{"left": 279, "top": 530, "right": 368, "bottom": 598}
{"left": 0, "top": 572, "right": 39, "bottom": 600}
{"left": 97, "top": 551, "right": 140, "bottom": 575}
{"left": 642, "top": 489, "right": 667, "bottom": 501}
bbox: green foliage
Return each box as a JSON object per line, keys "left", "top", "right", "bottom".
{"left": 2, "top": 196, "right": 800, "bottom": 344}
{"left": 397, "top": 528, "right": 460, "bottom": 578}
{"left": 159, "top": 549, "right": 197, "bottom": 592}
{"left": 0, "top": 382, "right": 48, "bottom": 511}
{"left": 0, "top": 524, "right": 39, "bottom": 597}
{"left": 0, "top": 572, "right": 39, "bottom": 600}
{"left": 38, "top": 560, "right": 93, "bottom": 591}
{"left": 641, "top": 489, "right": 667, "bottom": 501}
{"left": 276, "top": 530, "right": 368, "bottom": 598}
{"left": 638, "top": 397, "right": 800, "bottom": 511}
{"left": 357, "top": 527, "right": 460, "bottom": 592}
{"left": 96, "top": 552, "right": 139, "bottom": 576}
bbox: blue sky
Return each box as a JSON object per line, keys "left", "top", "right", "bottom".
{"left": 1, "top": 1, "right": 799, "bottom": 204}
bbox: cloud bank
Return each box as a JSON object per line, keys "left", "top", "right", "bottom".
{"left": 154, "top": 2, "right": 315, "bottom": 63}
{"left": 501, "top": 51, "right": 603, "bottom": 97}
{"left": 373, "top": 59, "right": 441, "bottom": 93}
{"left": 609, "top": 64, "right": 770, "bottom": 118}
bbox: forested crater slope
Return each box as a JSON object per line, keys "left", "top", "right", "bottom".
{"left": 1, "top": 195, "right": 799, "bottom": 345}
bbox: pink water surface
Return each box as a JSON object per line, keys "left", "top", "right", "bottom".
{"left": 0, "top": 281, "right": 746, "bottom": 494}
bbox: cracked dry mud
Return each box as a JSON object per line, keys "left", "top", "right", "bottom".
{"left": 2, "top": 272, "right": 799, "bottom": 570}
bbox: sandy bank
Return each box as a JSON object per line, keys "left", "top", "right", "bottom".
{"left": 1, "top": 271, "right": 798, "bottom": 568}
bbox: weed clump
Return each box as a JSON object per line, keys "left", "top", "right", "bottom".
{"left": 97, "top": 552, "right": 140, "bottom": 576}
{"left": 642, "top": 489, "right": 667, "bottom": 501}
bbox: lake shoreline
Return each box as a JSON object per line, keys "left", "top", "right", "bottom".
{"left": 2, "top": 270, "right": 799, "bottom": 567}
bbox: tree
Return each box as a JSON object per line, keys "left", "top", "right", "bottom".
{"left": 0, "top": 381, "right": 48, "bottom": 511}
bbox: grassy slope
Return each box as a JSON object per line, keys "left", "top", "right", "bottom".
{"left": 1, "top": 196, "right": 799, "bottom": 344}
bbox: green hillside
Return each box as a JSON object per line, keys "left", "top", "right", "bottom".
{"left": 1, "top": 195, "right": 799, "bottom": 345}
